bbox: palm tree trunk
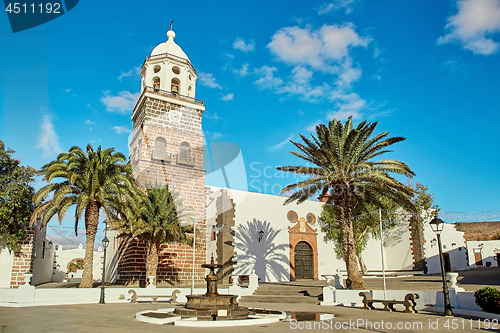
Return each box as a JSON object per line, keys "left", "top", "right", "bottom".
{"left": 80, "top": 201, "right": 99, "bottom": 288}
{"left": 145, "top": 242, "right": 159, "bottom": 286}
{"left": 337, "top": 189, "right": 364, "bottom": 289}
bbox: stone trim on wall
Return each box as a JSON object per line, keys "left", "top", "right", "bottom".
{"left": 288, "top": 216, "right": 318, "bottom": 281}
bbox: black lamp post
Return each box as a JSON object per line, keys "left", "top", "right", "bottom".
{"left": 430, "top": 217, "right": 453, "bottom": 316}
{"left": 99, "top": 235, "right": 110, "bottom": 304}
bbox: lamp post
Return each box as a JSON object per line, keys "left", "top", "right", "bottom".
{"left": 430, "top": 217, "right": 453, "bottom": 316}
{"left": 99, "top": 235, "right": 110, "bottom": 304}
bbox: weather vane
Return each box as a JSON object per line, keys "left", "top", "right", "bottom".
{"left": 170, "top": 20, "right": 174, "bottom": 31}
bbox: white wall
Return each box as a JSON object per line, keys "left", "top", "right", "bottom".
{"left": 207, "top": 187, "right": 343, "bottom": 283}
{"left": 467, "top": 240, "right": 500, "bottom": 268}
{"left": 0, "top": 237, "right": 14, "bottom": 288}
{"left": 31, "top": 225, "right": 55, "bottom": 286}
{"left": 424, "top": 222, "right": 469, "bottom": 274}
{"left": 52, "top": 244, "right": 104, "bottom": 282}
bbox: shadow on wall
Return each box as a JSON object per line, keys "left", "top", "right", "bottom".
{"left": 233, "top": 219, "right": 289, "bottom": 282}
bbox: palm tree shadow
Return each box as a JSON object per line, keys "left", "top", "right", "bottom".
{"left": 233, "top": 219, "right": 289, "bottom": 282}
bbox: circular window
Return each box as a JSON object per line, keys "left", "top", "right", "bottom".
{"left": 153, "top": 65, "right": 161, "bottom": 73}
{"left": 306, "top": 213, "right": 316, "bottom": 225}
{"left": 287, "top": 210, "right": 298, "bottom": 223}
{"left": 172, "top": 66, "right": 181, "bottom": 75}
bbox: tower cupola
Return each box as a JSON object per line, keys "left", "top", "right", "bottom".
{"left": 140, "top": 27, "right": 198, "bottom": 99}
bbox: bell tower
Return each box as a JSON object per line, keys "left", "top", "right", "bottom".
{"left": 123, "top": 27, "right": 206, "bottom": 285}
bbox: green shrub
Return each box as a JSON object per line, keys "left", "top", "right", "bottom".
{"left": 474, "top": 287, "right": 500, "bottom": 314}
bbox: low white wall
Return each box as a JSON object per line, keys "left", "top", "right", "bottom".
{"left": 0, "top": 237, "right": 14, "bottom": 288}
{"left": 0, "top": 285, "right": 257, "bottom": 305}
{"left": 333, "top": 289, "right": 481, "bottom": 312}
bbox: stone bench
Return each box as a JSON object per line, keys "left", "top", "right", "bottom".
{"left": 358, "top": 292, "right": 419, "bottom": 313}
{"left": 128, "top": 289, "right": 180, "bottom": 304}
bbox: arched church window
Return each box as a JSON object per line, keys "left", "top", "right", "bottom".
{"left": 154, "top": 137, "right": 166, "bottom": 159}
{"left": 153, "top": 65, "right": 161, "bottom": 73}
{"left": 153, "top": 76, "right": 160, "bottom": 91}
{"left": 172, "top": 66, "right": 181, "bottom": 75}
{"left": 179, "top": 142, "right": 190, "bottom": 163}
{"left": 171, "top": 78, "right": 180, "bottom": 93}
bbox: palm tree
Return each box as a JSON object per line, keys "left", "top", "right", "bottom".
{"left": 277, "top": 117, "right": 416, "bottom": 289}
{"left": 113, "top": 183, "right": 193, "bottom": 285}
{"left": 31, "top": 145, "right": 138, "bottom": 288}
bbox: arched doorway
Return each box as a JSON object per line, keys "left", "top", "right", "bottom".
{"left": 294, "top": 241, "right": 313, "bottom": 279}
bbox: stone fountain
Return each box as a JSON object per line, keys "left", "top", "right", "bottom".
{"left": 174, "top": 256, "right": 249, "bottom": 320}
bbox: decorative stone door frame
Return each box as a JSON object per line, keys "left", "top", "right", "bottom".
{"left": 287, "top": 211, "right": 318, "bottom": 280}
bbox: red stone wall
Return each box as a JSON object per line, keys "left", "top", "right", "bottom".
{"left": 458, "top": 221, "right": 500, "bottom": 241}
{"left": 10, "top": 226, "right": 36, "bottom": 288}
{"left": 116, "top": 236, "right": 206, "bottom": 286}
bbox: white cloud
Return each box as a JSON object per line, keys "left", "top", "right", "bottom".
{"left": 199, "top": 72, "right": 222, "bottom": 89}
{"left": 211, "top": 132, "right": 224, "bottom": 140}
{"left": 254, "top": 66, "right": 284, "bottom": 90}
{"left": 221, "top": 93, "right": 234, "bottom": 101}
{"left": 269, "top": 135, "right": 294, "bottom": 151}
{"left": 438, "top": 0, "right": 500, "bottom": 55}
{"left": 204, "top": 130, "right": 225, "bottom": 140}
{"left": 203, "top": 112, "right": 221, "bottom": 121}
{"left": 64, "top": 88, "right": 71, "bottom": 93}
{"left": 276, "top": 66, "right": 330, "bottom": 102}
{"left": 317, "top": 0, "right": 356, "bottom": 15}
{"left": 100, "top": 90, "right": 140, "bottom": 114}
{"left": 233, "top": 63, "right": 250, "bottom": 77}
{"left": 112, "top": 126, "right": 131, "bottom": 134}
{"left": 85, "top": 120, "right": 95, "bottom": 125}
{"left": 233, "top": 37, "right": 256, "bottom": 52}
{"left": 118, "top": 66, "right": 141, "bottom": 81}
{"left": 37, "top": 115, "right": 62, "bottom": 158}
{"left": 327, "top": 91, "right": 366, "bottom": 120}
{"left": 267, "top": 23, "right": 370, "bottom": 72}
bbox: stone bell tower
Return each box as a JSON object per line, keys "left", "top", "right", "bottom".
{"left": 119, "top": 27, "right": 206, "bottom": 285}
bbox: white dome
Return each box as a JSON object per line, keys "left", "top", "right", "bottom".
{"left": 150, "top": 30, "right": 190, "bottom": 62}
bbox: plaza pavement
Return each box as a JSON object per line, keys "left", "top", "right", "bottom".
{"left": 0, "top": 301, "right": 497, "bottom": 333}
{"left": 2, "top": 268, "right": 499, "bottom": 333}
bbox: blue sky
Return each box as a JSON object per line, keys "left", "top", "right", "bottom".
{"left": 1, "top": 0, "right": 500, "bottom": 248}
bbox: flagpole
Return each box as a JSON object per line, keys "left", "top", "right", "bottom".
{"left": 379, "top": 208, "right": 387, "bottom": 300}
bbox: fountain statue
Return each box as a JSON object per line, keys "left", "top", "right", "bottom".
{"left": 174, "top": 255, "right": 249, "bottom": 320}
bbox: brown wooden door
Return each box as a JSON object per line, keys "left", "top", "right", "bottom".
{"left": 443, "top": 253, "right": 451, "bottom": 272}
{"left": 474, "top": 251, "right": 483, "bottom": 266}
{"left": 295, "top": 241, "right": 313, "bottom": 279}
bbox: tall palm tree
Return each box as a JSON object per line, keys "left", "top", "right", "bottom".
{"left": 31, "top": 145, "right": 138, "bottom": 288}
{"left": 113, "top": 183, "right": 193, "bottom": 285}
{"left": 277, "top": 117, "right": 416, "bottom": 289}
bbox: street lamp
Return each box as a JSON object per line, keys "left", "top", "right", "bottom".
{"left": 430, "top": 217, "right": 453, "bottom": 316}
{"left": 99, "top": 235, "right": 110, "bottom": 304}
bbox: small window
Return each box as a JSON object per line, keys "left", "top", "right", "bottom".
{"left": 153, "top": 76, "right": 160, "bottom": 91}
{"left": 189, "top": 74, "right": 192, "bottom": 80}
{"left": 287, "top": 210, "right": 298, "bottom": 223}
{"left": 172, "top": 66, "right": 181, "bottom": 75}
{"left": 179, "top": 142, "right": 190, "bottom": 162}
{"left": 154, "top": 137, "right": 166, "bottom": 158}
{"left": 153, "top": 65, "right": 161, "bottom": 73}
{"left": 188, "top": 86, "right": 192, "bottom": 97}
{"left": 171, "top": 78, "right": 180, "bottom": 93}
{"left": 211, "top": 226, "right": 216, "bottom": 241}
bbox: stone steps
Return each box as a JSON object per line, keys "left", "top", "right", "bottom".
{"left": 239, "top": 281, "right": 323, "bottom": 304}
{"left": 240, "top": 294, "right": 320, "bottom": 304}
